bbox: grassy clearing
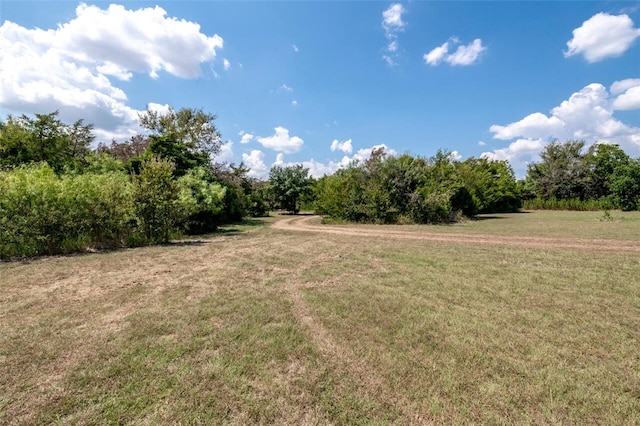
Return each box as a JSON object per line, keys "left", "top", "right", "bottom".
{"left": 336, "top": 209, "right": 640, "bottom": 240}
{"left": 1, "top": 212, "right": 639, "bottom": 424}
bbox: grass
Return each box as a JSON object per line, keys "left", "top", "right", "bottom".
{"left": 1, "top": 211, "right": 639, "bottom": 424}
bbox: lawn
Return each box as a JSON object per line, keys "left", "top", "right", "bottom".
{"left": 1, "top": 211, "right": 639, "bottom": 424}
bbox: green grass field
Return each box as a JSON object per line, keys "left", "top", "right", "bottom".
{"left": 1, "top": 211, "right": 639, "bottom": 424}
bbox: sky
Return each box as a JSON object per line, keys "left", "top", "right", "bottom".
{"left": 1, "top": 1, "right": 639, "bottom": 179}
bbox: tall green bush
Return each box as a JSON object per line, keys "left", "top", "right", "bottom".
{"left": 132, "top": 157, "right": 186, "bottom": 244}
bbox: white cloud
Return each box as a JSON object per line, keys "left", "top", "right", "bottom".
{"left": 242, "top": 150, "right": 269, "bottom": 179}
{"left": 330, "top": 138, "right": 353, "bottom": 153}
{"left": 611, "top": 79, "right": 640, "bottom": 110}
{"left": 291, "top": 100, "right": 298, "bottom": 107}
{"left": 381, "top": 3, "right": 406, "bottom": 66}
{"left": 424, "top": 38, "right": 486, "bottom": 66}
{"left": 240, "top": 133, "right": 254, "bottom": 144}
{"left": 0, "top": 3, "right": 224, "bottom": 142}
{"left": 449, "top": 151, "right": 462, "bottom": 161}
{"left": 565, "top": 13, "right": 640, "bottom": 62}
{"left": 490, "top": 112, "right": 564, "bottom": 140}
{"left": 352, "top": 144, "right": 397, "bottom": 162}
{"left": 481, "top": 138, "right": 545, "bottom": 162}
{"left": 280, "top": 84, "right": 294, "bottom": 92}
{"left": 382, "top": 3, "right": 406, "bottom": 32}
{"left": 257, "top": 127, "right": 304, "bottom": 154}
{"left": 424, "top": 41, "right": 450, "bottom": 66}
{"left": 446, "top": 39, "right": 486, "bottom": 66}
{"left": 485, "top": 82, "right": 640, "bottom": 174}
{"left": 217, "top": 141, "right": 233, "bottom": 163}
{"left": 478, "top": 141, "right": 486, "bottom": 147}
{"left": 223, "top": 59, "right": 231, "bottom": 70}
{"left": 270, "top": 143, "right": 398, "bottom": 179}
{"left": 292, "top": 44, "right": 299, "bottom": 52}
{"left": 611, "top": 78, "right": 640, "bottom": 94}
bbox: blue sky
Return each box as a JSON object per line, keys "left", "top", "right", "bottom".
{"left": 1, "top": 1, "right": 639, "bottom": 178}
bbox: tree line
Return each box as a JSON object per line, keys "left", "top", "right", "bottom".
{"left": 1, "top": 109, "right": 639, "bottom": 258}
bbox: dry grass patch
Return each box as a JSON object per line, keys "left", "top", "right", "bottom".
{"left": 1, "top": 214, "right": 640, "bottom": 424}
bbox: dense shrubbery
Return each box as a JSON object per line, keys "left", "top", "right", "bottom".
{"left": 524, "top": 141, "right": 640, "bottom": 211}
{"left": 0, "top": 109, "right": 269, "bottom": 259}
{"left": 315, "top": 149, "right": 520, "bottom": 224}
{"left": 3, "top": 107, "right": 640, "bottom": 258}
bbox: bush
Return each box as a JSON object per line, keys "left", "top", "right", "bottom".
{"left": 0, "top": 163, "right": 135, "bottom": 258}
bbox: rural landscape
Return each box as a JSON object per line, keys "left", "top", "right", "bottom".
{"left": 1, "top": 107, "right": 640, "bottom": 424}
{"left": 2, "top": 210, "right": 640, "bottom": 424}
{"left": 2, "top": 1, "right": 640, "bottom": 424}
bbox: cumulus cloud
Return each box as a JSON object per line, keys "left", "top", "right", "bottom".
{"left": 449, "top": 151, "right": 462, "bottom": 161}
{"left": 382, "top": 3, "right": 406, "bottom": 66}
{"left": 0, "top": 3, "right": 223, "bottom": 142}
{"left": 611, "top": 79, "right": 640, "bottom": 110}
{"left": 223, "top": 59, "right": 231, "bottom": 70}
{"left": 424, "top": 38, "right": 486, "bottom": 66}
{"left": 484, "top": 82, "right": 640, "bottom": 174}
{"left": 280, "top": 84, "right": 294, "bottom": 92}
{"left": 482, "top": 138, "right": 545, "bottom": 162}
{"left": 242, "top": 150, "right": 269, "bottom": 179}
{"left": 291, "top": 100, "right": 298, "bottom": 107}
{"left": 239, "top": 132, "right": 254, "bottom": 144}
{"left": 268, "top": 143, "right": 398, "bottom": 179}
{"left": 565, "top": 13, "right": 640, "bottom": 62}
{"left": 257, "top": 127, "right": 304, "bottom": 154}
{"left": 330, "top": 138, "right": 353, "bottom": 153}
{"left": 292, "top": 44, "right": 299, "bottom": 52}
{"left": 424, "top": 41, "right": 450, "bottom": 66}
{"left": 217, "top": 141, "right": 234, "bottom": 163}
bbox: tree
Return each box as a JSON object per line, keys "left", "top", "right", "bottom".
{"left": 139, "top": 106, "right": 222, "bottom": 156}
{"left": 527, "top": 140, "right": 589, "bottom": 200}
{"left": 609, "top": 159, "right": 640, "bottom": 211}
{"left": 0, "top": 111, "right": 93, "bottom": 172}
{"left": 584, "top": 143, "right": 630, "bottom": 199}
{"left": 132, "top": 157, "right": 183, "bottom": 243}
{"left": 269, "top": 164, "right": 312, "bottom": 214}
{"left": 455, "top": 157, "right": 521, "bottom": 213}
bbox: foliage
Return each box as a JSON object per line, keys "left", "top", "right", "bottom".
{"left": 455, "top": 157, "right": 521, "bottom": 213}
{"left": 584, "top": 143, "right": 630, "bottom": 199}
{"left": 139, "top": 106, "right": 222, "bottom": 156}
{"left": 527, "top": 140, "right": 589, "bottom": 200}
{"left": 147, "top": 134, "right": 211, "bottom": 176}
{"left": 526, "top": 140, "right": 640, "bottom": 211}
{"left": 176, "top": 167, "right": 226, "bottom": 234}
{"left": 132, "top": 157, "right": 186, "bottom": 244}
{"left": 269, "top": 164, "right": 313, "bottom": 214}
{"left": 314, "top": 150, "right": 515, "bottom": 224}
{"left": 0, "top": 163, "right": 134, "bottom": 258}
{"left": 522, "top": 197, "right": 615, "bottom": 211}
{"left": 0, "top": 111, "right": 93, "bottom": 172}
{"left": 608, "top": 159, "right": 640, "bottom": 211}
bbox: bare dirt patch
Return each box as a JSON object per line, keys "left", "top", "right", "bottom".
{"left": 272, "top": 215, "right": 640, "bottom": 252}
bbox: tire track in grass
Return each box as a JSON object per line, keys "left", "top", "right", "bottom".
{"left": 273, "top": 216, "right": 640, "bottom": 253}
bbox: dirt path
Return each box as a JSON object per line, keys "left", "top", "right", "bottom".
{"left": 272, "top": 215, "right": 640, "bottom": 252}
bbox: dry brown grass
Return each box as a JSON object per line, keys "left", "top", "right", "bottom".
{"left": 1, "top": 212, "right": 639, "bottom": 424}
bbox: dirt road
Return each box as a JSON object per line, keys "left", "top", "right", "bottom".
{"left": 272, "top": 215, "right": 640, "bottom": 252}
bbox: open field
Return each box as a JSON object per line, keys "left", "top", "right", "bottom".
{"left": 1, "top": 211, "right": 640, "bottom": 424}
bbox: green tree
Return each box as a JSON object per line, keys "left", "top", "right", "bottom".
{"left": 456, "top": 157, "right": 521, "bottom": 213}
{"left": 527, "top": 140, "right": 589, "bottom": 200}
{"left": 139, "top": 106, "right": 222, "bottom": 156}
{"left": 584, "top": 143, "right": 630, "bottom": 200}
{"left": 269, "top": 164, "right": 312, "bottom": 214}
{"left": 609, "top": 159, "right": 640, "bottom": 211}
{"left": 176, "top": 167, "right": 226, "bottom": 234}
{"left": 132, "top": 157, "right": 184, "bottom": 244}
{"left": 0, "top": 111, "right": 93, "bottom": 172}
